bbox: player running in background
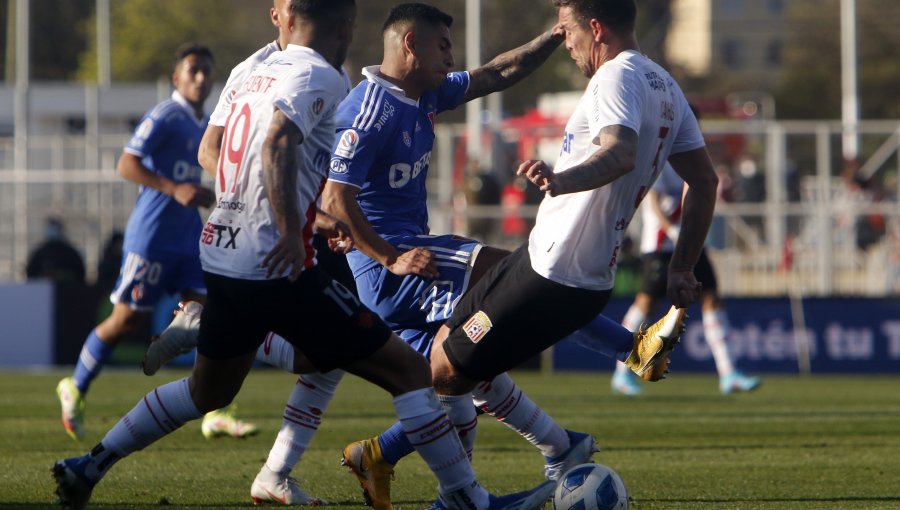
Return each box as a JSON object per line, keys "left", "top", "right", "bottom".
{"left": 53, "top": 2, "right": 555, "bottom": 510}
{"left": 427, "top": 0, "right": 717, "bottom": 473}
{"left": 55, "top": 43, "right": 258, "bottom": 442}
{"left": 610, "top": 161, "right": 761, "bottom": 395}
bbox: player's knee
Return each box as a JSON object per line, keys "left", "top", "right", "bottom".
{"left": 188, "top": 378, "right": 237, "bottom": 412}
{"left": 393, "top": 348, "right": 432, "bottom": 392}
{"left": 430, "top": 350, "right": 457, "bottom": 394}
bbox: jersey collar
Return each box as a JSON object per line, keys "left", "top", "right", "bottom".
{"left": 361, "top": 65, "right": 418, "bottom": 106}
{"left": 170, "top": 91, "right": 208, "bottom": 128}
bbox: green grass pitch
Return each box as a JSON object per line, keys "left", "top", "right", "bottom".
{"left": 1, "top": 369, "right": 898, "bottom": 509}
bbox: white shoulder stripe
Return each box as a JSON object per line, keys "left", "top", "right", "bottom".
{"left": 354, "top": 84, "right": 384, "bottom": 131}
{"left": 352, "top": 82, "right": 375, "bottom": 128}
{"left": 359, "top": 88, "right": 385, "bottom": 131}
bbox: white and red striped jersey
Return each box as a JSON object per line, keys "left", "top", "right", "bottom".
{"left": 639, "top": 163, "right": 684, "bottom": 254}
{"left": 200, "top": 45, "right": 350, "bottom": 280}
{"left": 528, "top": 50, "right": 705, "bottom": 291}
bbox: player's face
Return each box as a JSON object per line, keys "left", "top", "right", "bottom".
{"left": 173, "top": 54, "right": 214, "bottom": 108}
{"left": 413, "top": 23, "right": 455, "bottom": 90}
{"left": 557, "top": 6, "right": 596, "bottom": 77}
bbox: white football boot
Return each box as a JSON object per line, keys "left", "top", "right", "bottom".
{"left": 142, "top": 300, "right": 202, "bottom": 375}
{"left": 250, "top": 465, "right": 328, "bottom": 505}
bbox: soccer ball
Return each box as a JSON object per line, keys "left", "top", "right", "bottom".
{"left": 553, "top": 463, "right": 629, "bottom": 510}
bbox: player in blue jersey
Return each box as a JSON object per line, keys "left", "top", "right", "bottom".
{"left": 55, "top": 43, "right": 255, "bottom": 442}
{"left": 319, "top": 5, "right": 651, "bottom": 508}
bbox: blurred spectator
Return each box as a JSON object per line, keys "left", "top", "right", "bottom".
{"left": 835, "top": 160, "right": 885, "bottom": 251}
{"left": 25, "top": 217, "right": 86, "bottom": 285}
{"left": 96, "top": 231, "right": 125, "bottom": 292}
{"left": 465, "top": 167, "right": 501, "bottom": 242}
{"left": 94, "top": 231, "right": 124, "bottom": 323}
{"left": 734, "top": 153, "right": 765, "bottom": 202}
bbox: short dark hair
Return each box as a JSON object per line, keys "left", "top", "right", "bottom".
{"left": 552, "top": 0, "right": 636, "bottom": 34}
{"left": 173, "top": 43, "right": 214, "bottom": 70}
{"left": 382, "top": 3, "right": 454, "bottom": 34}
{"left": 291, "top": 0, "right": 356, "bottom": 24}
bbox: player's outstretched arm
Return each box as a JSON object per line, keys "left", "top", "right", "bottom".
{"left": 666, "top": 147, "right": 718, "bottom": 307}
{"left": 198, "top": 125, "right": 224, "bottom": 178}
{"left": 321, "top": 181, "right": 438, "bottom": 278}
{"left": 521, "top": 125, "right": 637, "bottom": 197}
{"left": 463, "top": 25, "right": 564, "bottom": 102}
{"left": 261, "top": 109, "right": 305, "bottom": 281}
{"left": 117, "top": 152, "right": 215, "bottom": 208}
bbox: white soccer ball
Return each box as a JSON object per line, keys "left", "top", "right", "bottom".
{"left": 553, "top": 463, "right": 629, "bottom": 510}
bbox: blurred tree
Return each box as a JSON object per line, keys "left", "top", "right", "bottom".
{"left": 1, "top": 0, "right": 93, "bottom": 80}
{"left": 76, "top": 0, "right": 276, "bottom": 82}
{"left": 63, "top": 0, "right": 673, "bottom": 115}
{"left": 777, "top": 0, "right": 900, "bottom": 119}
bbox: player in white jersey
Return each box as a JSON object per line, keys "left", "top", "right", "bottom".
{"left": 429, "top": 0, "right": 719, "bottom": 417}
{"left": 141, "top": 1, "right": 354, "bottom": 503}
{"left": 54, "top": 3, "right": 555, "bottom": 510}
{"left": 611, "top": 161, "right": 762, "bottom": 395}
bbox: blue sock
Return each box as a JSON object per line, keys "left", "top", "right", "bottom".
{"left": 566, "top": 314, "right": 635, "bottom": 360}
{"left": 72, "top": 329, "right": 115, "bottom": 394}
{"left": 377, "top": 421, "right": 415, "bottom": 465}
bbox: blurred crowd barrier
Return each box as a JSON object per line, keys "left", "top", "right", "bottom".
{"left": 429, "top": 119, "right": 900, "bottom": 297}
{"left": 1, "top": 118, "right": 899, "bottom": 297}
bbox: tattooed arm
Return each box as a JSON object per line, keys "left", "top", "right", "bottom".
{"left": 261, "top": 109, "right": 305, "bottom": 281}
{"left": 464, "top": 26, "right": 564, "bottom": 102}
{"left": 517, "top": 125, "right": 638, "bottom": 196}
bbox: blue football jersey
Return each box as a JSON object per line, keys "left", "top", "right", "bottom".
{"left": 327, "top": 67, "right": 469, "bottom": 275}
{"left": 122, "top": 92, "right": 207, "bottom": 258}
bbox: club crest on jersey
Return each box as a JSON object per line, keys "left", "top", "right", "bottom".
{"left": 335, "top": 129, "right": 359, "bottom": 159}
{"left": 132, "top": 118, "right": 154, "bottom": 148}
{"left": 463, "top": 311, "right": 492, "bottom": 343}
{"left": 131, "top": 283, "right": 145, "bottom": 303}
{"left": 402, "top": 131, "right": 411, "bottom": 147}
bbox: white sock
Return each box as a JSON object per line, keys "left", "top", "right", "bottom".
{"left": 393, "top": 388, "right": 487, "bottom": 507}
{"left": 265, "top": 370, "right": 343, "bottom": 474}
{"left": 438, "top": 393, "right": 478, "bottom": 461}
{"left": 617, "top": 305, "right": 647, "bottom": 373}
{"left": 256, "top": 333, "right": 296, "bottom": 372}
{"left": 622, "top": 304, "right": 646, "bottom": 332}
{"left": 473, "top": 373, "right": 568, "bottom": 459}
{"left": 703, "top": 308, "right": 735, "bottom": 376}
{"left": 85, "top": 378, "right": 202, "bottom": 483}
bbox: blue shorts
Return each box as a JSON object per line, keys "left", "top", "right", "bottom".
{"left": 355, "top": 235, "right": 482, "bottom": 357}
{"left": 109, "top": 251, "right": 206, "bottom": 311}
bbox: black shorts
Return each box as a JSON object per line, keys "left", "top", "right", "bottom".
{"left": 312, "top": 233, "right": 357, "bottom": 295}
{"left": 442, "top": 244, "right": 611, "bottom": 382}
{"left": 640, "top": 248, "right": 718, "bottom": 297}
{"left": 197, "top": 266, "right": 392, "bottom": 372}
